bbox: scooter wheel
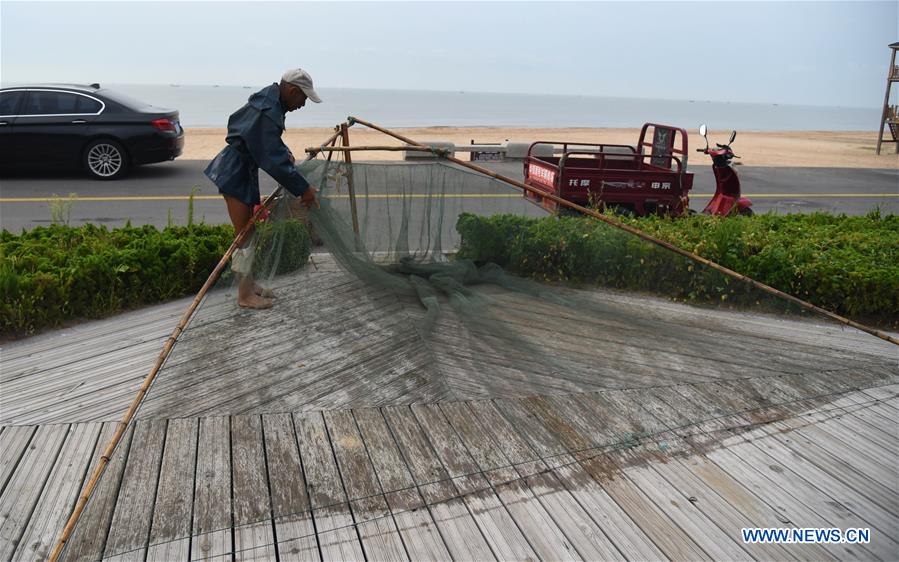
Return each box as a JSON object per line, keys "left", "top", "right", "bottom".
{"left": 738, "top": 207, "right": 754, "bottom": 217}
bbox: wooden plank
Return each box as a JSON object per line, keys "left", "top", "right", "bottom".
{"left": 191, "top": 416, "right": 232, "bottom": 562}
{"left": 729, "top": 427, "right": 899, "bottom": 560}
{"left": 0, "top": 342, "right": 161, "bottom": 425}
{"left": 230, "top": 414, "right": 277, "bottom": 562}
{"left": 0, "top": 295, "right": 187, "bottom": 364}
{"left": 671, "top": 382, "right": 888, "bottom": 560}
{"left": 380, "top": 406, "right": 498, "bottom": 561}
{"left": 779, "top": 411, "right": 897, "bottom": 483}
{"left": 293, "top": 411, "right": 365, "bottom": 562}
{"left": 0, "top": 424, "right": 69, "bottom": 561}
{"left": 828, "top": 391, "right": 899, "bottom": 448}
{"left": 138, "top": 303, "right": 416, "bottom": 419}
{"left": 260, "top": 413, "right": 319, "bottom": 561}
{"left": 817, "top": 404, "right": 899, "bottom": 458}
{"left": 491, "top": 284, "right": 897, "bottom": 362}
{"left": 324, "top": 410, "right": 408, "bottom": 561}
{"left": 756, "top": 378, "right": 899, "bottom": 462}
{"left": 748, "top": 421, "right": 899, "bottom": 540}
{"left": 727, "top": 378, "right": 899, "bottom": 513}
{"left": 658, "top": 454, "right": 832, "bottom": 562}
{"left": 621, "top": 461, "right": 755, "bottom": 561}
{"left": 412, "top": 402, "right": 580, "bottom": 561}
{"left": 525, "top": 393, "right": 750, "bottom": 560}
{"left": 708, "top": 442, "right": 875, "bottom": 561}
{"left": 495, "top": 397, "right": 712, "bottom": 561}
{"left": 12, "top": 422, "right": 102, "bottom": 562}
{"left": 641, "top": 384, "right": 888, "bottom": 560}
{"left": 859, "top": 385, "right": 899, "bottom": 406}
{"left": 59, "top": 423, "right": 133, "bottom": 562}
{"left": 0, "top": 426, "right": 37, "bottom": 496}
{"left": 647, "top": 386, "right": 841, "bottom": 562}
{"left": 103, "top": 418, "right": 167, "bottom": 562}
{"left": 465, "top": 398, "right": 666, "bottom": 561}
{"left": 440, "top": 400, "right": 623, "bottom": 561}
{"left": 146, "top": 417, "right": 198, "bottom": 561}
{"left": 601, "top": 389, "right": 785, "bottom": 560}
{"left": 350, "top": 409, "right": 452, "bottom": 562}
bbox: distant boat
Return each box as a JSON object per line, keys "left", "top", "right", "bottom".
{"left": 170, "top": 84, "right": 180, "bottom": 87}
{"left": 243, "top": 86, "right": 252, "bottom": 89}
{"left": 213, "top": 85, "right": 220, "bottom": 88}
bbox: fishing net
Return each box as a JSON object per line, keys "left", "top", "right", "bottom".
{"left": 59, "top": 153, "right": 898, "bottom": 561}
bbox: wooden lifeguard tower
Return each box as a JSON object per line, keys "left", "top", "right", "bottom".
{"left": 875, "top": 41, "right": 899, "bottom": 155}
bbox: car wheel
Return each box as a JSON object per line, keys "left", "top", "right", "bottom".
{"left": 84, "top": 139, "right": 129, "bottom": 180}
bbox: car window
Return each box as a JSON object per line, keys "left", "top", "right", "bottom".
{"left": 0, "top": 91, "right": 27, "bottom": 116}
{"left": 21, "top": 91, "right": 101, "bottom": 115}
{"left": 76, "top": 96, "right": 102, "bottom": 113}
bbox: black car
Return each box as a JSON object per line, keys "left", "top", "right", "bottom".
{"left": 0, "top": 84, "right": 184, "bottom": 179}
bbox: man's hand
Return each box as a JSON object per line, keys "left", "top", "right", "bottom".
{"left": 288, "top": 151, "right": 296, "bottom": 164}
{"left": 301, "top": 186, "right": 319, "bottom": 210}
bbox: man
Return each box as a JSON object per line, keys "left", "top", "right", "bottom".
{"left": 205, "top": 68, "right": 321, "bottom": 309}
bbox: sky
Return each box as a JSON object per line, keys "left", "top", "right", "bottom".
{"left": 1, "top": 1, "right": 896, "bottom": 108}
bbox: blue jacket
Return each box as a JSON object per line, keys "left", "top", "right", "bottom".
{"left": 204, "top": 84, "right": 310, "bottom": 206}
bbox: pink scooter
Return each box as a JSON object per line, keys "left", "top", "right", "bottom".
{"left": 697, "top": 124, "right": 753, "bottom": 216}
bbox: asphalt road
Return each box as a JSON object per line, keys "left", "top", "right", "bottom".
{"left": 1, "top": 159, "right": 896, "bottom": 232}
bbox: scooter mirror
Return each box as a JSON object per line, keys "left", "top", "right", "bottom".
{"left": 729, "top": 130, "right": 737, "bottom": 144}
{"left": 699, "top": 124, "right": 707, "bottom": 137}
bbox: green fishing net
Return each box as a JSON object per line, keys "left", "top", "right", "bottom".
{"left": 59, "top": 155, "right": 898, "bottom": 561}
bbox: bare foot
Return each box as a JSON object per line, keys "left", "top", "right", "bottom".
{"left": 238, "top": 294, "right": 273, "bottom": 309}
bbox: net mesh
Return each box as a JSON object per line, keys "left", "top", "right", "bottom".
{"left": 59, "top": 155, "right": 898, "bottom": 561}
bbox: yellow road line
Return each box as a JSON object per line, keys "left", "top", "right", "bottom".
{"left": 0, "top": 193, "right": 896, "bottom": 203}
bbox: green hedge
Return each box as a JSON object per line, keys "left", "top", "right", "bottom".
{"left": 254, "top": 218, "right": 313, "bottom": 276}
{"left": 456, "top": 211, "right": 899, "bottom": 326}
{"left": 1, "top": 219, "right": 311, "bottom": 338}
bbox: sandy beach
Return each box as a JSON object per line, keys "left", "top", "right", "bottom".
{"left": 183, "top": 127, "right": 898, "bottom": 169}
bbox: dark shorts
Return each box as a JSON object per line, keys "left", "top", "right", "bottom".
{"left": 204, "top": 146, "right": 261, "bottom": 207}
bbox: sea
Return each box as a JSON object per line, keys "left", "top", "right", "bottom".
{"left": 4, "top": 83, "right": 884, "bottom": 131}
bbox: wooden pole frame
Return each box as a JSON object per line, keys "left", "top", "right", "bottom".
{"left": 876, "top": 45, "right": 899, "bottom": 155}
{"left": 325, "top": 128, "right": 340, "bottom": 163}
{"left": 347, "top": 116, "right": 898, "bottom": 346}
{"left": 306, "top": 145, "right": 447, "bottom": 154}
{"left": 339, "top": 123, "right": 362, "bottom": 240}
{"left": 48, "top": 125, "right": 347, "bottom": 562}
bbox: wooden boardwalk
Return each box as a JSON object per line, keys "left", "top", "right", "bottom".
{"left": 2, "top": 255, "right": 895, "bottom": 425}
{"left": 1, "top": 254, "right": 897, "bottom": 560}
{"left": 0, "top": 381, "right": 896, "bottom": 561}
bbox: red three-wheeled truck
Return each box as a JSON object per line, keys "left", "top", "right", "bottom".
{"left": 523, "top": 123, "right": 752, "bottom": 217}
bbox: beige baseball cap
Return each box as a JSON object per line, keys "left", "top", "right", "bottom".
{"left": 281, "top": 68, "right": 322, "bottom": 103}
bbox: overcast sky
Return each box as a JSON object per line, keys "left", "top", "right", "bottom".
{"left": 1, "top": 1, "right": 896, "bottom": 108}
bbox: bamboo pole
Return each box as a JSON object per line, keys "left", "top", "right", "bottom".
{"left": 325, "top": 131, "right": 339, "bottom": 163}
{"left": 339, "top": 123, "right": 361, "bottom": 240}
{"left": 305, "top": 145, "right": 444, "bottom": 154}
{"left": 48, "top": 125, "right": 346, "bottom": 562}
{"left": 349, "top": 116, "right": 898, "bottom": 346}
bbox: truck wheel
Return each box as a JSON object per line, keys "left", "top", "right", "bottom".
{"left": 84, "top": 139, "right": 129, "bottom": 180}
